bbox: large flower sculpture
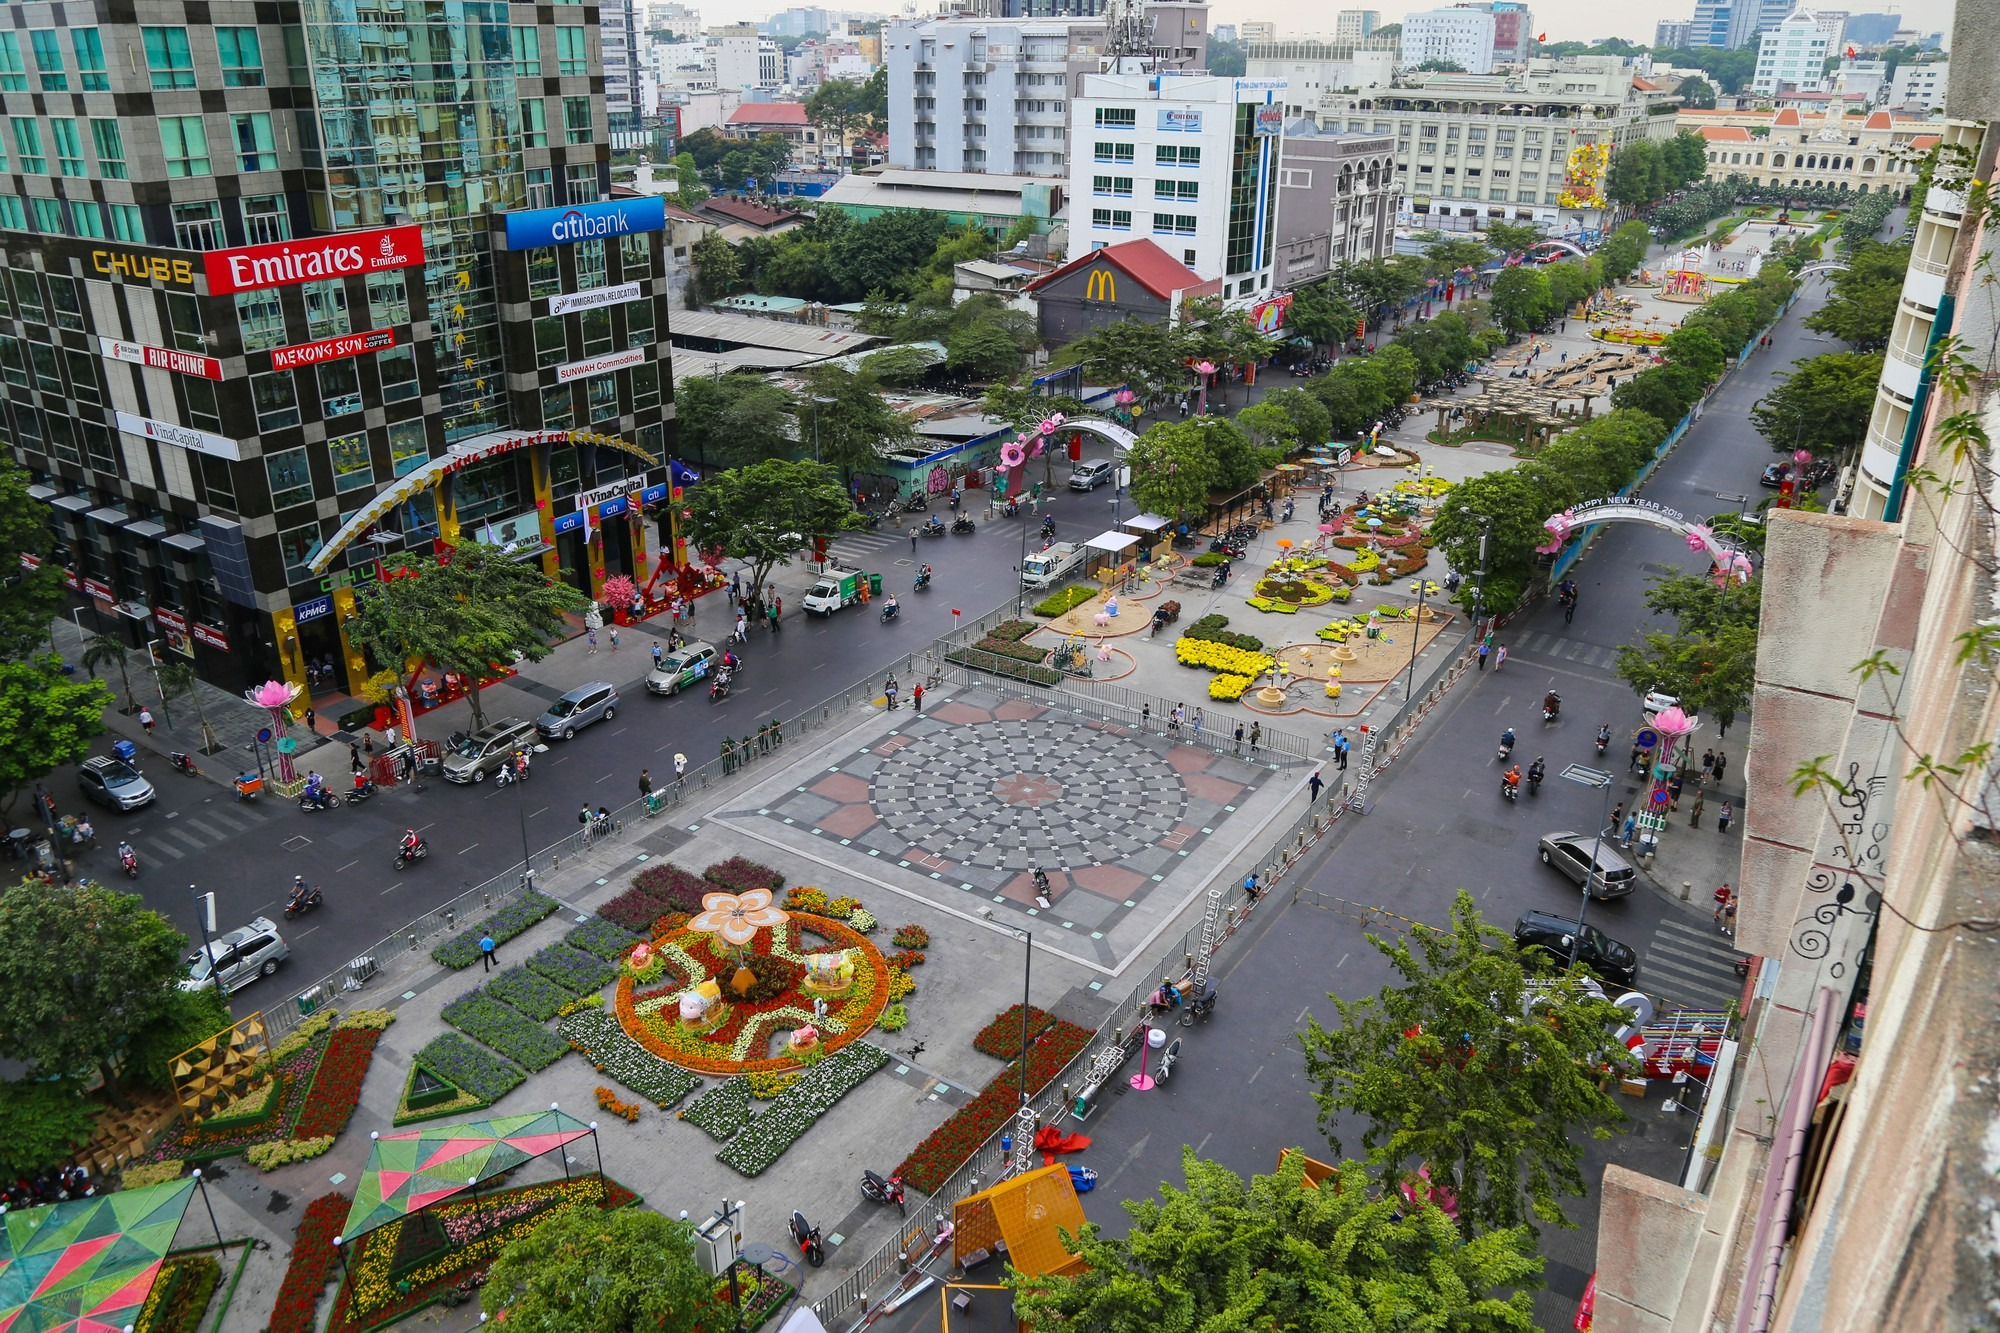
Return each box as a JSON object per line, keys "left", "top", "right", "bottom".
{"left": 690, "top": 889, "right": 788, "bottom": 948}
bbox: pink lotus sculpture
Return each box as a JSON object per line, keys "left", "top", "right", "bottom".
{"left": 1194, "top": 361, "right": 1218, "bottom": 416}
{"left": 247, "top": 679, "right": 304, "bottom": 782}
{"left": 1537, "top": 510, "right": 1577, "bottom": 554}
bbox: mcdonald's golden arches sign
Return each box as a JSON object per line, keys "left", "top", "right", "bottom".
{"left": 1084, "top": 268, "right": 1118, "bottom": 302}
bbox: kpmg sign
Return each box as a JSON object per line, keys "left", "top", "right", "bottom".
{"left": 504, "top": 197, "right": 666, "bottom": 250}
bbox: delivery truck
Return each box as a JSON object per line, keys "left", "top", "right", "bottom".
{"left": 1019, "top": 542, "right": 1088, "bottom": 591}
{"left": 804, "top": 570, "right": 878, "bottom": 614}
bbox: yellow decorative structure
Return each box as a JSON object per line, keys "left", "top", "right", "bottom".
{"left": 170, "top": 1012, "right": 270, "bottom": 1117}
{"left": 1558, "top": 140, "right": 1611, "bottom": 209}
{"left": 953, "top": 1164, "right": 1089, "bottom": 1277}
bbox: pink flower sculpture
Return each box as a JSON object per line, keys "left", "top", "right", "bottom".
{"left": 1651, "top": 705, "right": 1694, "bottom": 739}
{"left": 250, "top": 679, "right": 300, "bottom": 710}
{"left": 1195, "top": 361, "right": 1216, "bottom": 376}
{"left": 1685, "top": 525, "right": 1715, "bottom": 554}
{"left": 690, "top": 889, "right": 788, "bottom": 948}
{"left": 1114, "top": 389, "right": 1137, "bottom": 406}
{"left": 1001, "top": 441, "right": 1026, "bottom": 469}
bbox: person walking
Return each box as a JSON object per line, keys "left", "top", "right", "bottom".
{"left": 350, "top": 743, "right": 365, "bottom": 774}
{"left": 1689, "top": 787, "right": 1706, "bottom": 828}
{"left": 1308, "top": 769, "right": 1325, "bottom": 802}
{"left": 1609, "top": 802, "right": 1624, "bottom": 835}
{"left": 1713, "top": 882, "right": 1733, "bottom": 930}
{"left": 910, "top": 528, "right": 919, "bottom": 554}
{"left": 1249, "top": 721, "right": 1261, "bottom": 753}
{"left": 1191, "top": 708, "right": 1204, "bottom": 742}
{"left": 479, "top": 934, "right": 499, "bottom": 971}
{"left": 1334, "top": 732, "right": 1349, "bottom": 770}
{"left": 674, "top": 752, "right": 687, "bottom": 787}
{"left": 1233, "top": 722, "right": 1245, "bottom": 754}
{"left": 1620, "top": 810, "right": 1638, "bottom": 846}
{"left": 138, "top": 705, "right": 155, "bottom": 736}
{"left": 912, "top": 682, "right": 924, "bottom": 713}
{"left": 638, "top": 768, "right": 653, "bottom": 800}
{"left": 304, "top": 705, "right": 318, "bottom": 733}
{"left": 1701, "top": 748, "right": 1716, "bottom": 781}
{"left": 1142, "top": 703, "right": 1151, "bottom": 732}
{"left": 1718, "top": 800, "right": 1733, "bottom": 834}
{"left": 1712, "top": 749, "right": 1728, "bottom": 785}
{"left": 608, "top": 625, "right": 620, "bottom": 652}
{"left": 734, "top": 611, "right": 748, "bottom": 643}
{"left": 1477, "top": 641, "right": 1490, "bottom": 671}
{"left": 586, "top": 627, "right": 598, "bottom": 654}
{"left": 1494, "top": 644, "right": 1507, "bottom": 671}
{"left": 652, "top": 641, "right": 665, "bottom": 669}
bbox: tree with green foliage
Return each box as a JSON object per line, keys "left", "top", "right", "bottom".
{"left": 1804, "top": 240, "right": 1908, "bottom": 351}
{"left": 1489, "top": 265, "right": 1555, "bottom": 333}
{"left": 482, "top": 1206, "right": 715, "bottom": 1333}
{"left": 1125, "top": 421, "right": 1217, "bottom": 521}
{"left": 1481, "top": 220, "right": 1544, "bottom": 258}
{"left": 1651, "top": 45, "right": 1757, "bottom": 94}
{"left": 801, "top": 364, "right": 915, "bottom": 484}
{"left": 1611, "top": 360, "right": 1708, "bottom": 426}
{"left": 344, "top": 545, "right": 590, "bottom": 732}
{"left": 1049, "top": 318, "right": 1190, "bottom": 405}
{"left": 156, "top": 660, "right": 217, "bottom": 755}
{"left": 1606, "top": 139, "right": 1669, "bottom": 207}
{"left": 0, "top": 453, "right": 64, "bottom": 661}
{"left": 1240, "top": 387, "right": 1332, "bottom": 456}
{"left": 804, "top": 76, "right": 874, "bottom": 168}
{"left": 79, "top": 634, "right": 135, "bottom": 710}
{"left": 1300, "top": 890, "right": 1633, "bottom": 1238}
{"left": 1680, "top": 77, "right": 1718, "bottom": 109}
{"left": 1205, "top": 34, "right": 1245, "bottom": 76}
{"left": 1006, "top": 1147, "right": 1543, "bottom": 1332}
{"left": 1395, "top": 310, "right": 1481, "bottom": 383}
{"left": 120, "top": 987, "right": 232, "bottom": 1091}
{"left": 1544, "top": 257, "right": 1600, "bottom": 316}
{"left": 1328, "top": 255, "right": 1430, "bottom": 326}
{"left": 1614, "top": 573, "right": 1760, "bottom": 734}
{"left": 675, "top": 373, "right": 800, "bottom": 469}
{"left": 0, "top": 658, "right": 111, "bottom": 816}
{"left": 1662, "top": 326, "right": 1728, "bottom": 384}
{"left": 1595, "top": 221, "right": 1654, "bottom": 281}
{"left": 1664, "top": 129, "right": 1710, "bottom": 188}
{"left": 943, "top": 321, "right": 1025, "bottom": 380}
{"left": 1286, "top": 280, "right": 1361, "bottom": 347}
{"left": 688, "top": 231, "right": 741, "bottom": 304}
{"left": 1751, "top": 352, "right": 1883, "bottom": 457}
{"left": 1426, "top": 468, "right": 1555, "bottom": 617}
{"left": 0, "top": 880, "right": 189, "bottom": 1090}
{"left": 681, "top": 459, "right": 860, "bottom": 605}
{"left": 1310, "top": 358, "right": 1391, "bottom": 437}
{"left": 0, "top": 1080, "right": 98, "bottom": 1179}
{"left": 1415, "top": 58, "right": 1468, "bottom": 72}
{"left": 861, "top": 345, "right": 941, "bottom": 387}
{"left": 1421, "top": 236, "right": 1492, "bottom": 281}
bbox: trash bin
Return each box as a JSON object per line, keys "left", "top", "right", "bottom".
{"left": 111, "top": 739, "right": 136, "bottom": 763}
{"left": 868, "top": 572, "right": 883, "bottom": 597}
{"left": 297, "top": 988, "right": 321, "bottom": 1017}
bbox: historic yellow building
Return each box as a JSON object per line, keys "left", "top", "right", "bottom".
{"left": 1677, "top": 108, "right": 1938, "bottom": 195}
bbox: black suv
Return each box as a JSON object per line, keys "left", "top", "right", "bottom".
{"left": 1512, "top": 910, "right": 1638, "bottom": 988}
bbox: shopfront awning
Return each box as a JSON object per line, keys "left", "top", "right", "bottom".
{"left": 123, "top": 520, "right": 167, "bottom": 540}
{"left": 1084, "top": 530, "right": 1138, "bottom": 553}
{"left": 308, "top": 429, "right": 662, "bottom": 575}
{"left": 84, "top": 507, "right": 129, "bottom": 527}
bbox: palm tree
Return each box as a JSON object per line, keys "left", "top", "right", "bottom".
{"left": 158, "top": 661, "right": 216, "bottom": 754}
{"left": 79, "top": 634, "right": 135, "bottom": 711}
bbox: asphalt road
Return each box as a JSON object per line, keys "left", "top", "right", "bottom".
{"left": 44, "top": 462, "right": 1141, "bottom": 994}
{"left": 868, "top": 269, "right": 1846, "bottom": 1333}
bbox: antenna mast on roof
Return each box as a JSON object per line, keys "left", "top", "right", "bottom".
{"left": 1102, "top": 0, "right": 1153, "bottom": 64}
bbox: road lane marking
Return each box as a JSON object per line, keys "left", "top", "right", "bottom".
{"left": 1247, "top": 1064, "right": 1263, "bottom": 1084}
{"left": 335, "top": 860, "right": 358, "bottom": 873}
{"left": 459, "top": 843, "right": 480, "bottom": 855}
{"left": 1295, "top": 1006, "right": 1310, "bottom": 1023}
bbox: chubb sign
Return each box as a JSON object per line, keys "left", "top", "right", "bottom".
{"left": 202, "top": 226, "right": 425, "bottom": 296}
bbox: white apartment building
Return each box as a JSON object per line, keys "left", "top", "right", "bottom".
{"left": 1334, "top": 9, "right": 1381, "bottom": 41}
{"left": 1068, "top": 71, "right": 1288, "bottom": 299}
{"left": 1401, "top": 7, "right": 1500, "bottom": 75}
{"left": 1754, "top": 11, "right": 1832, "bottom": 95}
{"left": 647, "top": 3, "right": 702, "bottom": 36}
{"left": 1655, "top": 19, "right": 1694, "bottom": 48}
{"left": 1303, "top": 57, "right": 1680, "bottom": 230}
{"left": 1811, "top": 7, "right": 1848, "bottom": 49}
{"left": 1245, "top": 40, "right": 1398, "bottom": 118}
{"left": 1830, "top": 57, "right": 1887, "bottom": 103}
{"left": 709, "top": 24, "right": 781, "bottom": 91}
{"left": 1240, "top": 21, "right": 1276, "bottom": 42}
{"left": 1889, "top": 61, "right": 1948, "bottom": 113}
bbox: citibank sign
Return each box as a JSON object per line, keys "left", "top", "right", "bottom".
{"left": 203, "top": 225, "right": 425, "bottom": 296}
{"left": 504, "top": 196, "right": 666, "bottom": 250}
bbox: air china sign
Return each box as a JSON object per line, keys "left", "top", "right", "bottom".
{"left": 203, "top": 226, "right": 425, "bottom": 297}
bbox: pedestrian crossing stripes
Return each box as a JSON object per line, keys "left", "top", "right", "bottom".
{"left": 1512, "top": 631, "right": 1615, "bottom": 668}
{"left": 126, "top": 801, "right": 273, "bottom": 865}
{"left": 1641, "top": 916, "right": 1744, "bottom": 1014}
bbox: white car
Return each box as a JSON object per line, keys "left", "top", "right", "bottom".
{"left": 181, "top": 917, "right": 290, "bottom": 995}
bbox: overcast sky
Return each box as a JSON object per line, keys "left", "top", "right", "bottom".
{"left": 1202, "top": 0, "right": 1959, "bottom": 45}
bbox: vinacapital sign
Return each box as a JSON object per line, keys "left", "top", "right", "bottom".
{"left": 202, "top": 225, "right": 425, "bottom": 296}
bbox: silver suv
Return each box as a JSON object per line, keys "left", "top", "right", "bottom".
{"left": 442, "top": 718, "right": 538, "bottom": 783}
{"left": 1537, "top": 831, "right": 1638, "bottom": 899}
{"left": 78, "top": 756, "right": 155, "bottom": 811}
{"left": 1069, "top": 459, "right": 1114, "bottom": 491}
{"left": 181, "top": 917, "right": 290, "bottom": 995}
{"left": 536, "top": 681, "right": 620, "bottom": 740}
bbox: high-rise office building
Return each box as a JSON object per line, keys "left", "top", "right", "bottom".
{"left": 1655, "top": 19, "right": 1695, "bottom": 48}
{"left": 1333, "top": 10, "right": 1381, "bottom": 42}
{"left": 1690, "top": 1, "right": 1736, "bottom": 48}
{"left": 1240, "top": 21, "right": 1277, "bottom": 43}
{"left": 1402, "top": 7, "right": 1501, "bottom": 74}
{"left": 6, "top": 1, "right": 677, "bottom": 695}
{"left": 1753, "top": 10, "right": 1832, "bottom": 93}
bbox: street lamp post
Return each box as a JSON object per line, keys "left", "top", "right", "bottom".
{"left": 1558, "top": 765, "right": 1618, "bottom": 974}
{"left": 1401, "top": 576, "right": 1429, "bottom": 701}
{"left": 1470, "top": 517, "right": 1493, "bottom": 641}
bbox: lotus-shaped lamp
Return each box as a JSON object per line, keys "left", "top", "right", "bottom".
{"left": 249, "top": 679, "right": 300, "bottom": 710}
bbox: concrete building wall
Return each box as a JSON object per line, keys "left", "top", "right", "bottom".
{"left": 1401, "top": 8, "right": 1499, "bottom": 74}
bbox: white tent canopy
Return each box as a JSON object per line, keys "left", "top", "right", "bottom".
{"left": 1084, "top": 530, "right": 1138, "bottom": 553}
{"left": 1123, "top": 513, "right": 1170, "bottom": 531}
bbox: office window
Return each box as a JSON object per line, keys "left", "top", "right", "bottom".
{"left": 387, "top": 418, "right": 428, "bottom": 475}
{"left": 632, "top": 362, "right": 661, "bottom": 410}
{"left": 11, "top": 121, "right": 43, "bottom": 174}
{"left": 574, "top": 237, "right": 608, "bottom": 291}
{"left": 519, "top": 99, "right": 547, "bottom": 148}
{"left": 526, "top": 247, "right": 560, "bottom": 300}
{"left": 0, "top": 336, "right": 23, "bottom": 387}
{"left": 303, "top": 278, "right": 347, "bottom": 339}
{"left": 534, "top": 316, "right": 567, "bottom": 368}
{"left": 557, "top": 26, "right": 588, "bottom": 75}
{"left": 565, "top": 164, "right": 599, "bottom": 202}
{"left": 159, "top": 292, "right": 200, "bottom": 355}
{"left": 243, "top": 194, "right": 290, "bottom": 243}
{"left": 49, "top": 119, "right": 83, "bottom": 176}
{"left": 317, "top": 358, "right": 362, "bottom": 419}
{"left": 1092, "top": 175, "right": 1132, "bottom": 195}
{"left": 27, "top": 198, "right": 62, "bottom": 234}
{"left": 367, "top": 270, "right": 409, "bottom": 326}
{"left": 29, "top": 32, "right": 64, "bottom": 91}
{"left": 235, "top": 289, "right": 286, "bottom": 352}
{"left": 328, "top": 432, "right": 373, "bottom": 493}
{"left": 526, "top": 168, "right": 554, "bottom": 209}
{"left": 143, "top": 28, "right": 195, "bottom": 90}
{"left": 625, "top": 300, "right": 654, "bottom": 348}
{"left": 619, "top": 232, "right": 650, "bottom": 279}
{"left": 277, "top": 523, "right": 324, "bottom": 584}
{"left": 70, "top": 31, "right": 106, "bottom": 90}
{"left": 69, "top": 200, "right": 104, "bottom": 238}
{"left": 377, "top": 345, "right": 419, "bottom": 403}
{"left": 1155, "top": 179, "right": 1198, "bottom": 201}
{"left": 0, "top": 198, "right": 20, "bottom": 231}
{"left": 540, "top": 383, "right": 574, "bottom": 428}
{"left": 586, "top": 373, "right": 618, "bottom": 419}
{"left": 233, "top": 114, "right": 277, "bottom": 172}
{"left": 581, "top": 307, "right": 612, "bottom": 355}
{"left": 1093, "top": 141, "right": 1134, "bottom": 164}
{"left": 1090, "top": 208, "right": 1132, "bottom": 230}
{"left": 216, "top": 28, "right": 264, "bottom": 86}
{"left": 252, "top": 371, "right": 300, "bottom": 432}
{"left": 511, "top": 27, "right": 542, "bottom": 75}
{"left": 160, "top": 117, "right": 209, "bottom": 177}
{"left": 0, "top": 35, "right": 24, "bottom": 92}
{"left": 564, "top": 97, "right": 592, "bottom": 144}
{"left": 266, "top": 447, "right": 314, "bottom": 509}
{"left": 108, "top": 204, "right": 143, "bottom": 243}
{"left": 1093, "top": 107, "right": 1136, "bottom": 128}
{"left": 65, "top": 349, "right": 100, "bottom": 404}
{"left": 46, "top": 274, "right": 79, "bottom": 330}
{"left": 90, "top": 120, "right": 126, "bottom": 178}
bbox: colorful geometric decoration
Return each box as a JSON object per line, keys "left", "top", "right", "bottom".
{"left": 169, "top": 1012, "right": 269, "bottom": 1118}
{"left": 341, "top": 1109, "right": 595, "bottom": 1242}
{"left": 0, "top": 1178, "right": 196, "bottom": 1333}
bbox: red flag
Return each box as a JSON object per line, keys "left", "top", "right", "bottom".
{"left": 1536, "top": 32, "right": 1546, "bottom": 42}
{"left": 1845, "top": 44, "right": 1856, "bottom": 57}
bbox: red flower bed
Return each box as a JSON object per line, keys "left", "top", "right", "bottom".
{"left": 631, "top": 863, "right": 715, "bottom": 913}
{"left": 270, "top": 1192, "right": 349, "bottom": 1333}
{"left": 971, "top": 1005, "right": 1053, "bottom": 1059}
{"left": 703, "top": 857, "right": 784, "bottom": 895}
{"left": 894, "top": 1019, "right": 1093, "bottom": 1193}
{"left": 294, "top": 1029, "right": 381, "bottom": 1140}
{"left": 599, "top": 886, "right": 679, "bottom": 934}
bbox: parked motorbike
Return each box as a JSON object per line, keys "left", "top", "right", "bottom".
{"left": 394, "top": 834, "right": 429, "bottom": 872}
{"left": 285, "top": 882, "right": 324, "bottom": 919}
{"left": 789, "top": 1211, "right": 825, "bottom": 1267}
{"left": 169, "top": 751, "right": 200, "bottom": 777}
{"left": 860, "top": 1170, "right": 907, "bottom": 1215}
{"left": 1180, "top": 979, "right": 1217, "bottom": 1027}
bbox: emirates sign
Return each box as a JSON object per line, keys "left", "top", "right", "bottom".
{"left": 203, "top": 225, "right": 425, "bottom": 296}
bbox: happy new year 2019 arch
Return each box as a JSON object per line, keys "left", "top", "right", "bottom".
{"left": 1540, "top": 498, "right": 1753, "bottom": 587}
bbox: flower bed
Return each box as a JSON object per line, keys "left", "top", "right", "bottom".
{"left": 1180, "top": 613, "right": 1264, "bottom": 652}
{"left": 201, "top": 1076, "right": 280, "bottom": 1132}
{"left": 486, "top": 967, "right": 573, "bottom": 1021}
{"left": 293, "top": 1025, "right": 384, "bottom": 1139}
{"left": 144, "top": 1032, "right": 329, "bottom": 1164}
{"left": 525, "top": 943, "right": 619, "bottom": 996}
{"left": 1175, "top": 637, "right": 1276, "bottom": 677}
{"left": 596, "top": 1086, "right": 641, "bottom": 1122}
{"left": 705, "top": 856, "right": 785, "bottom": 895}
{"left": 894, "top": 1019, "right": 1093, "bottom": 1194}
{"left": 431, "top": 892, "right": 561, "bottom": 969}
{"left": 716, "top": 1042, "right": 889, "bottom": 1176}
{"left": 1031, "top": 586, "right": 1096, "bottom": 617}
{"left": 565, "top": 916, "right": 640, "bottom": 961}
{"left": 270, "top": 1192, "right": 348, "bottom": 1333}
{"left": 441, "top": 992, "right": 568, "bottom": 1071}
{"left": 410, "top": 1033, "right": 525, "bottom": 1103}
{"left": 972, "top": 1004, "right": 1054, "bottom": 1059}
{"left": 633, "top": 863, "right": 716, "bottom": 912}
{"left": 560, "top": 1007, "right": 702, "bottom": 1108}
{"left": 599, "top": 885, "right": 682, "bottom": 935}
{"left": 1210, "top": 674, "right": 1255, "bottom": 700}
{"left": 133, "top": 1254, "right": 220, "bottom": 1333}
{"left": 614, "top": 912, "right": 890, "bottom": 1075}
{"left": 891, "top": 925, "right": 930, "bottom": 949}
{"left": 946, "top": 645, "right": 1060, "bottom": 686}
{"left": 247, "top": 1136, "right": 335, "bottom": 1170}
{"left": 682, "top": 1078, "right": 752, "bottom": 1141}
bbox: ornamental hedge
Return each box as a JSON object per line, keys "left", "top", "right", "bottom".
{"left": 560, "top": 1008, "right": 701, "bottom": 1108}
{"left": 1181, "top": 613, "right": 1263, "bottom": 652}
{"left": 566, "top": 916, "right": 640, "bottom": 961}
{"left": 1032, "top": 586, "right": 1097, "bottom": 617}
{"left": 441, "top": 992, "right": 569, "bottom": 1071}
{"left": 524, "top": 943, "right": 619, "bottom": 996}
{"left": 486, "top": 967, "right": 574, "bottom": 1022}
{"left": 703, "top": 857, "right": 785, "bottom": 895}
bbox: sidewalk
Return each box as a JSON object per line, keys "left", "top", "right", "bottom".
{"left": 52, "top": 616, "right": 273, "bottom": 761}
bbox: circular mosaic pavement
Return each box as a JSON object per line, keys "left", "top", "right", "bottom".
{"left": 870, "top": 719, "right": 1186, "bottom": 869}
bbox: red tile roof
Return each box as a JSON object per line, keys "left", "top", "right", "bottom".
{"left": 1909, "top": 134, "right": 1940, "bottom": 150}
{"left": 727, "top": 102, "right": 810, "bottom": 127}
{"left": 1699, "top": 126, "right": 1753, "bottom": 142}
{"left": 1773, "top": 108, "right": 1803, "bottom": 127}
{"left": 1025, "top": 238, "right": 1205, "bottom": 302}
{"left": 1864, "top": 110, "right": 1892, "bottom": 129}
{"left": 1632, "top": 77, "right": 1662, "bottom": 91}
{"left": 697, "top": 196, "right": 801, "bottom": 228}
